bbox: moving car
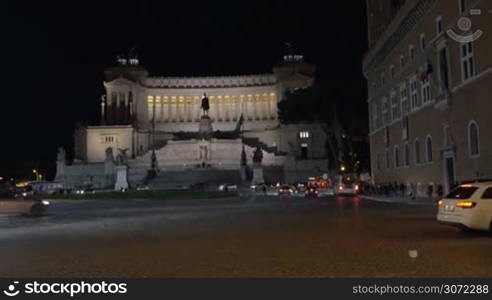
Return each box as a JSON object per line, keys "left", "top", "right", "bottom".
{"left": 305, "top": 186, "right": 319, "bottom": 198}
{"left": 437, "top": 182, "right": 492, "bottom": 231}
{"left": 278, "top": 185, "right": 294, "bottom": 196}
{"left": 218, "top": 183, "right": 237, "bottom": 192}
{"left": 335, "top": 176, "right": 360, "bottom": 195}
{"left": 0, "top": 190, "right": 49, "bottom": 217}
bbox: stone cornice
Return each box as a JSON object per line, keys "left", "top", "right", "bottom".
{"left": 143, "top": 74, "right": 278, "bottom": 89}
{"left": 363, "top": 0, "right": 437, "bottom": 75}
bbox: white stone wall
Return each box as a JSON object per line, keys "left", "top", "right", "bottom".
{"left": 83, "top": 126, "right": 134, "bottom": 163}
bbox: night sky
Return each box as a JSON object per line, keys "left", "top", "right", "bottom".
{"left": 1, "top": 1, "right": 367, "bottom": 180}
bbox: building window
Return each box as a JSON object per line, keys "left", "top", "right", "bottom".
{"left": 420, "top": 34, "right": 426, "bottom": 52}
{"left": 410, "top": 76, "right": 420, "bottom": 110}
{"left": 385, "top": 149, "right": 390, "bottom": 169}
{"left": 400, "top": 82, "right": 410, "bottom": 116}
{"left": 426, "top": 135, "right": 433, "bottom": 163}
{"left": 404, "top": 143, "right": 410, "bottom": 166}
{"left": 382, "top": 97, "right": 391, "bottom": 124}
{"left": 438, "top": 47, "right": 451, "bottom": 90}
{"left": 391, "top": 90, "right": 401, "bottom": 120}
{"left": 300, "top": 143, "right": 308, "bottom": 159}
{"left": 409, "top": 45, "right": 415, "bottom": 61}
{"left": 468, "top": 120, "right": 480, "bottom": 157}
{"left": 461, "top": 42, "right": 475, "bottom": 81}
{"left": 381, "top": 73, "right": 386, "bottom": 86}
{"left": 414, "top": 139, "right": 421, "bottom": 165}
{"left": 459, "top": 0, "right": 466, "bottom": 14}
{"left": 103, "top": 136, "right": 115, "bottom": 143}
{"left": 390, "top": 65, "right": 395, "bottom": 78}
{"left": 436, "top": 16, "right": 443, "bottom": 35}
{"left": 421, "top": 73, "right": 432, "bottom": 103}
{"left": 400, "top": 55, "right": 405, "bottom": 69}
{"left": 299, "top": 131, "right": 310, "bottom": 139}
{"left": 394, "top": 146, "right": 400, "bottom": 168}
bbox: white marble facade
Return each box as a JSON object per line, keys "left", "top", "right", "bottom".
{"left": 61, "top": 59, "right": 329, "bottom": 188}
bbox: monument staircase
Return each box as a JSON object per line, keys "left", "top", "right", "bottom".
{"left": 242, "top": 137, "right": 288, "bottom": 156}
{"left": 146, "top": 169, "right": 242, "bottom": 190}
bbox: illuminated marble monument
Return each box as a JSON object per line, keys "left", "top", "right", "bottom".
{"left": 56, "top": 53, "right": 329, "bottom": 189}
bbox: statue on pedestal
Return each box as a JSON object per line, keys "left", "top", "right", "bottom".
{"left": 116, "top": 148, "right": 129, "bottom": 165}
{"left": 198, "top": 93, "right": 213, "bottom": 139}
{"left": 201, "top": 93, "right": 210, "bottom": 116}
{"left": 252, "top": 146, "right": 265, "bottom": 185}
{"left": 57, "top": 147, "right": 66, "bottom": 164}
{"left": 253, "top": 146, "right": 263, "bottom": 166}
{"left": 55, "top": 147, "right": 67, "bottom": 182}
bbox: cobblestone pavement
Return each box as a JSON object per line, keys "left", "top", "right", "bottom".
{"left": 1, "top": 195, "right": 491, "bottom": 277}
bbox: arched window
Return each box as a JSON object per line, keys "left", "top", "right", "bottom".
{"left": 414, "top": 139, "right": 421, "bottom": 165}
{"left": 404, "top": 143, "right": 410, "bottom": 166}
{"left": 468, "top": 120, "right": 480, "bottom": 157}
{"left": 426, "top": 135, "right": 433, "bottom": 163}
{"left": 394, "top": 145, "right": 400, "bottom": 168}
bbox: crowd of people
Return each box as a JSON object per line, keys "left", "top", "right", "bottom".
{"left": 359, "top": 181, "right": 447, "bottom": 199}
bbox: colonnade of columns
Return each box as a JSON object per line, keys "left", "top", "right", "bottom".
{"left": 102, "top": 91, "right": 134, "bottom": 125}
{"left": 147, "top": 93, "right": 277, "bottom": 123}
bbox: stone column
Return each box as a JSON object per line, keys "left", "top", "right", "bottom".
{"left": 171, "top": 97, "right": 177, "bottom": 122}
{"left": 264, "top": 94, "right": 271, "bottom": 120}
{"left": 160, "top": 96, "right": 165, "bottom": 122}
{"left": 116, "top": 92, "right": 121, "bottom": 124}
{"left": 241, "top": 95, "right": 247, "bottom": 121}
{"left": 100, "top": 95, "right": 106, "bottom": 124}
{"left": 192, "top": 97, "right": 198, "bottom": 122}
{"left": 271, "top": 94, "right": 278, "bottom": 119}
{"left": 124, "top": 91, "right": 129, "bottom": 123}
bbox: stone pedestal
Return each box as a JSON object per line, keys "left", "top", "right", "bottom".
{"left": 54, "top": 161, "right": 65, "bottom": 182}
{"left": 114, "top": 165, "right": 129, "bottom": 190}
{"left": 252, "top": 165, "right": 265, "bottom": 185}
{"left": 198, "top": 115, "right": 213, "bottom": 140}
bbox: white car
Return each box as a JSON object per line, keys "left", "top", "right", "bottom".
{"left": 0, "top": 191, "right": 49, "bottom": 216}
{"left": 219, "top": 183, "right": 237, "bottom": 192}
{"left": 335, "top": 176, "right": 360, "bottom": 195}
{"left": 437, "top": 182, "right": 492, "bottom": 231}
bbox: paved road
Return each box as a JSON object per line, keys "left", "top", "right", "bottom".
{"left": 0, "top": 195, "right": 491, "bottom": 277}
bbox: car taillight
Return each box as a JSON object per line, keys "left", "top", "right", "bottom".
{"left": 355, "top": 184, "right": 359, "bottom": 191}
{"left": 279, "top": 189, "right": 283, "bottom": 192}
{"left": 338, "top": 185, "right": 343, "bottom": 191}
{"left": 456, "top": 201, "right": 476, "bottom": 208}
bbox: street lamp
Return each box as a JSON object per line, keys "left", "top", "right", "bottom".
{"left": 32, "top": 169, "right": 39, "bottom": 181}
{"left": 340, "top": 165, "right": 346, "bottom": 172}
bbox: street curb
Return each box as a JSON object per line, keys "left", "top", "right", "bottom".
{"left": 361, "top": 195, "right": 437, "bottom": 206}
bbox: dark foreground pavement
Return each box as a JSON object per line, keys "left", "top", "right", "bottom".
{"left": 0, "top": 195, "right": 491, "bottom": 277}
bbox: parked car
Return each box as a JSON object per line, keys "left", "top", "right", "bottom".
{"left": 218, "top": 183, "right": 237, "bottom": 192}
{"left": 335, "top": 176, "right": 360, "bottom": 195}
{"left": 437, "top": 182, "right": 492, "bottom": 231}
{"left": 278, "top": 185, "right": 294, "bottom": 196}
{"left": 0, "top": 190, "right": 49, "bottom": 217}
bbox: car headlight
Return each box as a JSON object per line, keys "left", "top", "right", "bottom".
{"left": 42, "top": 200, "right": 50, "bottom": 205}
